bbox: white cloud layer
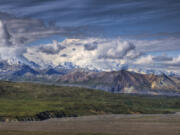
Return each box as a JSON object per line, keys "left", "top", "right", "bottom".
{"left": 24, "top": 38, "right": 137, "bottom": 71}
{"left": 23, "top": 38, "right": 180, "bottom": 74}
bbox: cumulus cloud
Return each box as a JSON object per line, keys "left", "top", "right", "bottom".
{"left": 171, "top": 55, "right": 180, "bottom": 64}
{"left": 98, "top": 41, "right": 135, "bottom": 59}
{"left": 25, "top": 37, "right": 180, "bottom": 74}
{"left": 126, "top": 50, "right": 143, "bottom": 59}
{"left": 38, "top": 40, "right": 66, "bottom": 54}
{"left": 134, "top": 55, "right": 153, "bottom": 65}
{"left": 24, "top": 38, "right": 141, "bottom": 71}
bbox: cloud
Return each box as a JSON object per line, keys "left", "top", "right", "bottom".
{"left": 2, "top": 0, "right": 179, "bottom": 26}
{"left": 0, "top": 12, "right": 65, "bottom": 64}
{"left": 24, "top": 37, "right": 180, "bottom": 74}
{"left": 153, "top": 55, "right": 173, "bottom": 62}
{"left": 131, "top": 54, "right": 180, "bottom": 75}
{"left": 134, "top": 55, "right": 153, "bottom": 65}
{"left": 0, "top": 20, "right": 12, "bottom": 46}
{"left": 4, "top": 18, "right": 63, "bottom": 46}
{"left": 84, "top": 42, "right": 98, "bottom": 51}
{"left": 171, "top": 55, "right": 180, "bottom": 65}
{"left": 0, "top": 0, "right": 179, "bottom": 39}
{"left": 0, "top": 46, "right": 27, "bottom": 64}
{"left": 0, "top": 12, "right": 65, "bottom": 48}
{"left": 126, "top": 50, "right": 143, "bottom": 59}
{"left": 131, "top": 38, "right": 180, "bottom": 52}
{"left": 38, "top": 40, "right": 66, "bottom": 54}
{"left": 129, "top": 32, "right": 180, "bottom": 39}
{"left": 98, "top": 40, "right": 135, "bottom": 59}
{"left": 0, "top": 11, "right": 97, "bottom": 48}
{"left": 61, "top": 54, "right": 68, "bottom": 57}
{"left": 24, "top": 38, "right": 140, "bottom": 71}
{"left": 0, "top": 0, "right": 179, "bottom": 75}
{"left": 0, "top": 11, "right": 95, "bottom": 65}
{"left": 0, "top": 20, "right": 28, "bottom": 64}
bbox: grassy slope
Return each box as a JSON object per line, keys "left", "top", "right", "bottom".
{"left": 0, "top": 81, "right": 180, "bottom": 120}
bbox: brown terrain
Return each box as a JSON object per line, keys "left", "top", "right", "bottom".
{"left": 58, "top": 70, "right": 180, "bottom": 95}
{"left": 0, "top": 114, "right": 180, "bottom": 135}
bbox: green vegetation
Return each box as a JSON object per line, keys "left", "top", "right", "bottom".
{"left": 0, "top": 81, "right": 180, "bottom": 121}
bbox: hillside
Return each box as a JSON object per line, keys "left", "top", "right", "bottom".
{"left": 0, "top": 81, "right": 180, "bottom": 121}
{"left": 57, "top": 70, "right": 180, "bottom": 96}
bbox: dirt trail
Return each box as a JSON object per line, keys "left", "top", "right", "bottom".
{"left": 0, "top": 114, "right": 180, "bottom": 135}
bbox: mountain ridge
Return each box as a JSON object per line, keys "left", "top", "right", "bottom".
{"left": 57, "top": 70, "right": 180, "bottom": 96}
{"left": 0, "top": 61, "right": 180, "bottom": 96}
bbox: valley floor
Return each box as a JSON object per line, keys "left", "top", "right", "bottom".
{"left": 0, "top": 114, "right": 180, "bottom": 135}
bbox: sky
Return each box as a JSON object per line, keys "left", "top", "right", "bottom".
{"left": 0, "top": 0, "right": 180, "bottom": 74}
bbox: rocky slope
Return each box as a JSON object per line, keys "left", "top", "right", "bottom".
{"left": 57, "top": 70, "right": 180, "bottom": 96}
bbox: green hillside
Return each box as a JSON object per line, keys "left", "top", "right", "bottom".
{"left": 0, "top": 81, "right": 180, "bottom": 121}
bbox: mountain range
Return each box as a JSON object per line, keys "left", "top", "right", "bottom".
{"left": 57, "top": 70, "right": 180, "bottom": 96}
{"left": 0, "top": 61, "right": 180, "bottom": 96}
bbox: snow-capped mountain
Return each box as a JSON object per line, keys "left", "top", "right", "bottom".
{"left": 1, "top": 59, "right": 180, "bottom": 96}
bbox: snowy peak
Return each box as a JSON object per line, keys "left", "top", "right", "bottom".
{"left": 12, "top": 65, "right": 39, "bottom": 76}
